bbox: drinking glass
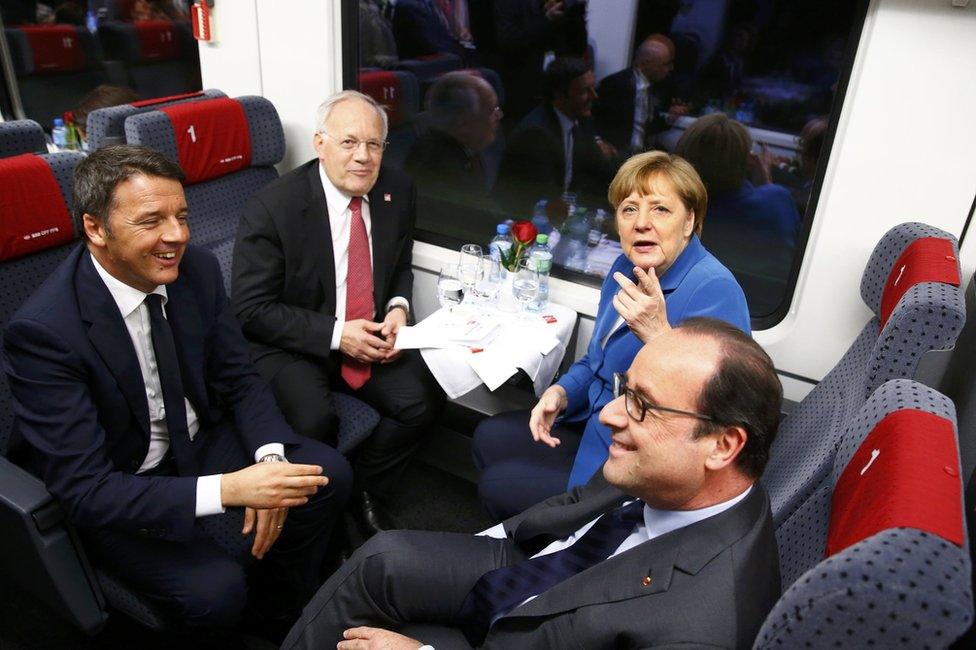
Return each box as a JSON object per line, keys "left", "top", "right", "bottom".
{"left": 511, "top": 258, "right": 539, "bottom": 320}
{"left": 459, "top": 244, "right": 484, "bottom": 294}
{"left": 437, "top": 265, "right": 465, "bottom": 312}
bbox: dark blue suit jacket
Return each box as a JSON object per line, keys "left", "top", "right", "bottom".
{"left": 556, "top": 236, "right": 751, "bottom": 487}
{"left": 593, "top": 67, "right": 670, "bottom": 153}
{"left": 3, "top": 245, "right": 301, "bottom": 542}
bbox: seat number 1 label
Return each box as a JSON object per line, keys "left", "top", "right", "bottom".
{"left": 187, "top": 125, "right": 197, "bottom": 143}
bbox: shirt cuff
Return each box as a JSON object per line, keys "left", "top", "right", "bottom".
{"left": 385, "top": 296, "right": 410, "bottom": 316}
{"left": 330, "top": 317, "right": 344, "bottom": 351}
{"left": 195, "top": 475, "right": 225, "bottom": 517}
{"left": 476, "top": 522, "right": 506, "bottom": 539}
{"left": 254, "top": 442, "right": 285, "bottom": 463}
{"left": 418, "top": 646, "right": 435, "bottom": 650}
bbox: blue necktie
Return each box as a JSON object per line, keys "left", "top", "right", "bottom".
{"left": 456, "top": 499, "right": 645, "bottom": 646}
{"left": 145, "top": 294, "right": 194, "bottom": 474}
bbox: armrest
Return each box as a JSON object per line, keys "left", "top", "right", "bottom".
{"left": 0, "top": 455, "right": 62, "bottom": 527}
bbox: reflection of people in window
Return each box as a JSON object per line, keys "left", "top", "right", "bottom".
{"left": 495, "top": 57, "right": 614, "bottom": 214}
{"left": 392, "top": 0, "right": 475, "bottom": 61}
{"left": 771, "top": 116, "right": 828, "bottom": 217}
{"left": 594, "top": 34, "right": 688, "bottom": 155}
{"left": 405, "top": 71, "right": 502, "bottom": 198}
{"left": 674, "top": 113, "right": 800, "bottom": 294}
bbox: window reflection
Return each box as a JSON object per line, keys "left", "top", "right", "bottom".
{"left": 357, "top": 0, "right": 860, "bottom": 318}
{"left": 1, "top": 0, "right": 201, "bottom": 150}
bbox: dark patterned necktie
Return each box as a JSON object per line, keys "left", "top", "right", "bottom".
{"left": 456, "top": 499, "right": 645, "bottom": 646}
{"left": 144, "top": 294, "right": 194, "bottom": 473}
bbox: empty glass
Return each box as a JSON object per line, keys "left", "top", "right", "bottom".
{"left": 437, "top": 265, "right": 465, "bottom": 311}
{"left": 459, "top": 244, "right": 484, "bottom": 294}
{"left": 511, "top": 258, "right": 539, "bottom": 320}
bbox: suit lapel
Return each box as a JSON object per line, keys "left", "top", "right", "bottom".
{"left": 75, "top": 251, "right": 150, "bottom": 438}
{"left": 368, "top": 181, "right": 394, "bottom": 314}
{"left": 304, "top": 163, "right": 337, "bottom": 312}
{"left": 163, "top": 280, "right": 208, "bottom": 415}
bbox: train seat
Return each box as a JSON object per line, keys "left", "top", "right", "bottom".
{"left": 763, "top": 222, "right": 965, "bottom": 588}
{"left": 97, "top": 19, "right": 200, "bottom": 99}
{"left": 3, "top": 24, "right": 106, "bottom": 130}
{"left": 0, "top": 119, "right": 48, "bottom": 158}
{"left": 84, "top": 88, "right": 226, "bottom": 150}
{"left": 754, "top": 379, "right": 972, "bottom": 648}
{"left": 358, "top": 69, "right": 421, "bottom": 168}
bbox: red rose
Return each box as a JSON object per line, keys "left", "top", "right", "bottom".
{"left": 512, "top": 220, "right": 538, "bottom": 245}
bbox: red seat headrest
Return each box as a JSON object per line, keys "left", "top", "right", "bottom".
{"left": 20, "top": 25, "right": 86, "bottom": 73}
{"left": 0, "top": 154, "right": 75, "bottom": 261}
{"left": 879, "top": 237, "right": 960, "bottom": 329}
{"left": 158, "top": 97, "right": 253, "bottom": 185}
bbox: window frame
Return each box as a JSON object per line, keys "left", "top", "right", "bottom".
{"left": 340, "top": 0, "right": 872, "bottom": 331}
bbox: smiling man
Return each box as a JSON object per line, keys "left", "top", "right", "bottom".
{"left": 232, "top": 90, "right": 444, "bottom": 537}
{"left": 3, "top": 145, "right": 353, "bottom": 641}
{"left": 283, "top": 317, "right": 782, "bottom": 650}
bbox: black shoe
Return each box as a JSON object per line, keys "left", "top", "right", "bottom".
{"left": 353, "top": 491, "right": 399, "bottom": 536}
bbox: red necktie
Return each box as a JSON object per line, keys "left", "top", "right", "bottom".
{"left": 342, "top": 196, "right": 373, "bottom": 389}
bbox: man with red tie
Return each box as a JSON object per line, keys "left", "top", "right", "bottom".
{"left": 232, "top": 90, "right": 445, "bottom": 535}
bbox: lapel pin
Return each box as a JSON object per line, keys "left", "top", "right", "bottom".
{"left": 384, "top": 193, "right": 392, "bottom": 202}
{"left": 642, "top": 576, "right": 652, "bottom": 586}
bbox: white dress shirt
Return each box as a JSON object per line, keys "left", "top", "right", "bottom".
{"left": 631, "top": 68, "right": 651, "bottom": 152}
{"left": 91, "top": 256, "right": 283, "bottom": 517}
{"left": 553, "top": 107, "right": 576, "bottom": 192}
{"left": 318, "top": 164, "right": 410, "bottom": 351}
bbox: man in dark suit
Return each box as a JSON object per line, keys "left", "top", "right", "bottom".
{"left": 283, "top": 317, "right": 783, "bottom": 649}
{"left": 232, "top": 91, "right": 445, "bottom": 534}
{"left": 392, "top": 0, "right": 476, "bottom": 62}
{"left": 3, "top": 145, "right": 353, "bottom": 638}
{"left": 495, "top": 57, "right": 616, "bottom": 215}
{"left": 594, "top": 34, "right": 686, "bottom": 155}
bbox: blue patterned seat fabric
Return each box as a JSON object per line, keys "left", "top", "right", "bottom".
{"left": 762, "top": 222, "right": 965, "bottom": 589}
{"left": 754, "top": 379, "right": 973, "bottom": 648}
{"left": 0, "top": 120, "right": 47, "bottom": 159}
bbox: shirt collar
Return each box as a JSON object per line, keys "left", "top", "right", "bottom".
{"left": 657, "top": 234, "right": 707, "bottom": 292}
{"left": 90, "top": 252, "right": 168, "bottom": 318}
{"left": 640, "top": 484, "right": 752, "bottom": 540}
{"left": 633, "top": 67, "right": 650, "bottom": 89}
{"left": 553, "top": 107, "right": 576, "bottom": 136}
{"left": 318, "top": 162, "right": 370, "bottom": 218}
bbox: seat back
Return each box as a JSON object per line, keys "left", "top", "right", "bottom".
{"left": 3, "top": 25, "right": 104, "bottom": 129}
{"left": 754, "top": 379, "right": 973, "bottom": 648}
{"left": 762, "top": 224, "right": 964, "bottom": 581}
{"left": 123, "top": 95, "right": 285, "bottom": 289}
{"left": 97, "top": 19, "right": 199, "bottom": 99}
{"left": 0, "top": 120, "right": 47, "bottom": 158}
{"left": 359, "top": 69, "right": 421, "bottom": 168}
{"left": 85, "top": 88, "right": 226, "bottom": 150}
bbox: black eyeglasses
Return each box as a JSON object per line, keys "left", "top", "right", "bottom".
{"left": 612, "top": 372, "right": 715, "bottom": 423}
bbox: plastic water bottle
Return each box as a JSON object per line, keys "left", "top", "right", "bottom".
{"left": 564, "top": 208, "right": 590, "bottom": 271}
{"left": 52, "top": 119, "right": 68, "bottom": 150}
{"left": 488, "top": 223, "right": 513, "bottom": 282}
{"left": 528, "top": 234, "right": 552, "bottom": 311}
{"left": 85, "top": 9, "right": 98, "bottom": 34}
{"left": 531, "top": 199, "right": 552, "bottom": 235}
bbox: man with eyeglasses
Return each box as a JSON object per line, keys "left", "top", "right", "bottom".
{"left": 283, "top": 317, "right": 782, "bottom": 649}
{"left": 233, "top": 90, "right": 445, "bottom": 539}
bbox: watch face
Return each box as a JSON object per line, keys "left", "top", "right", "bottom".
{"left": 261, "top": 454, "right": 284, "bottom": 462}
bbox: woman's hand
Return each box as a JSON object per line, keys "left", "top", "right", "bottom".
{"left": 612, "top": 267, "right": 672, "bottom": 343}
{"left": 529, "top": 385, "right": 568, "bottom": 448}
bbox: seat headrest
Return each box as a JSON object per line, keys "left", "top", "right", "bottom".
{"left": 124, "top": 96, "right": 284, "bottom": 185}
{"left": 827, "top": 379, "right": 963, "bottom": 558}
{"left": 0, "top": 120, "right": 47, "bottom": 158}
{"left": 0, "top": 153, "right": 80, "bottom": 261}
{"left": 98, "top": 20, "right": 189, "bottom": 64}
{"left": 359, "top": 70, "right": 420, "bottom": 128}
{"left": 861, "top": 222, "right": 961, "bottom": 327}
{"left": 5, "top": 25, "right": 89, "bottom": 74}
{"left": 86, "top": 89, "right": 226, "bottom": 151}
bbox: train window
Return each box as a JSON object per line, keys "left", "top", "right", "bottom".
{"left": 0, "top": 1, "right": 202, "bottom": 151}
{"left": 348, "top": 0, "right": 866, "bottom": 326}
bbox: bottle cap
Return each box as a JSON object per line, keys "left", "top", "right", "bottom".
{"left": 536, "top": 234, "right": 548, "bottom": 244}
{"left": 496, "top": 223, "right": 510, "bottom": 234}
{"left": 53, "top": 118, "right": 64, "bottom": 126}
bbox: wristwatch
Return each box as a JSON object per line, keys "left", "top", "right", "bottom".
{"left": 259, "top": 453, "right": 285, "bottom": 463}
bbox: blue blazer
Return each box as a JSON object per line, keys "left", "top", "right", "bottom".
{"left": 556, "top": 235, "right": 751, "bottom": 487}
{"left": 3, "top": 245, "right": 302, "bottom": 542}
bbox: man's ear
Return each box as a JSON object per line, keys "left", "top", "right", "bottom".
{"left": 82, "top": 214, "right": 107, "bottom": 247}
{"left": 704, "top": 425, "right": 747, "bottom": 471}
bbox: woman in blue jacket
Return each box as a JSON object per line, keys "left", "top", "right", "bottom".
{"left": 472, "top": 151, "right": 751, "bottom": 520}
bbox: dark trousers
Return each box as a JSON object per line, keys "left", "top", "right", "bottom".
{"left": 471, "top": 410, "right": 585, "bottom": 521}
{"left": 281, "top": 530, "right": 525, "bottom": 650}
{"left": 265, "top": 350, "right": 445, "bottom": 500}
{"left": 80, "top": 423, "right": 353, "bottom": 632}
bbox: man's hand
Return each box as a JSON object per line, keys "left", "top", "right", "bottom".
{"left": 338, "top": 627, "right": 423, "bottom": 650}
{"left": 544, "top": 0, "right": 564, "bottom": 21}
{"left": 340, "top": 319, "right": 392, "bottom": 363}
{"left": 380, "top": 307, "right": 408, "bottom": 364}
{"left": 221, "top": 462, "right": 328, "bottom": 509}
{"left": 243, "top": 506, "right": 287, "bottom": 559}
{"left": 529, "top": 385, "right": 568, "bottom": 448}
{"left": 595, "top": 137, "right": 618, "bottom": 160}
{"left": 612, "top": 267, "right": 671, "bottom": 344}
{"left": 667, "top": 99, "right": 690, "bottom": 122}
{"left": 747, "top": 142, "right": 774, "bottom": 186}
